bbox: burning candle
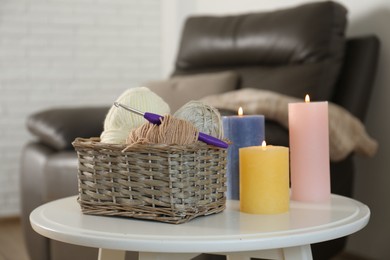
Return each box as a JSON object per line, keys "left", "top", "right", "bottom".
{"left": 239, "top": 141, "right": 290, "bottom": 214}
{"left": 222, "top": 108, "right": 264, "bottom": 199}
{"left": 288, "top": 95, "right": 331, "bottom": 202}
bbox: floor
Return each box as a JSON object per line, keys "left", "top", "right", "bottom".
{"left": 0, "top": 217, "right": 371, "bottom": 260}
{"left": 0, "top": 218, "right": 29, "bottom": 260}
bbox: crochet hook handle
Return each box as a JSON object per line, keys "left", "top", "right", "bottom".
{"left": 198, "top": 132, "right": 229, "bottom": 149}
{"left": 143, "top": 112, "right": 163, "bottom": 125}
{"left": 114, "top": 102, "right": 228, "bottom": 148}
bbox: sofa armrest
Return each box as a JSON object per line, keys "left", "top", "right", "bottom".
{"left": 27, "top": 106, "right": 109, "bottom": 150}
{"left": 20, "top": 142, "right": 54, "bottom": 260}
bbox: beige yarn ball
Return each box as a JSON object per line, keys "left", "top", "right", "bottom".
{"left": 100, "top": 87, "right": 170, "bottom": 144}
{"left": 174, "top": 100, "right": 223, "bottom": 139}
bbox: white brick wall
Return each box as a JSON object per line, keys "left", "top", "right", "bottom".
{"left": 0, "top": 0, "right": 161, "bottom": 217}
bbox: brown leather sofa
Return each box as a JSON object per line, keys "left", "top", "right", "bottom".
{"left": 20, "top": 2, "right": 380, "bottom": 260}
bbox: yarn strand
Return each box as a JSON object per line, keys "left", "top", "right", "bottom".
{"left": 123, "top": 115, "right": 199, "bottom": 151}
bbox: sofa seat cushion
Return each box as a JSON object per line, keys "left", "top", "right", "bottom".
{"left": 173, "top": 1, "right": 347, "bottom": 101}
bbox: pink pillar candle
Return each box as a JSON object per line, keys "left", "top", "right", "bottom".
{"left": 288, "top": 97, "right": 330, "bottom": 202}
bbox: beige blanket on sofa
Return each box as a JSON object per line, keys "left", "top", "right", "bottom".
{"left": 201, "top": 88, "right": 378, "bottom": 162}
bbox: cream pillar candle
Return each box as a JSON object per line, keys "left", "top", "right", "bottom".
{"left": 288, "top": 95, "right": 331, "bottom": 202}
{"left": 239, "top": 142, "right": 289, "bottom": 214}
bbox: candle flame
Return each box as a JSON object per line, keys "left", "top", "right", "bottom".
{"left": 262, "top": 140, "right": 267, "bottom": 147}
{"left": 305, "top": 94, "right": 310, "bottom": 103}
{"left": 238, "top": 107, "right": 243, "bottom": 116}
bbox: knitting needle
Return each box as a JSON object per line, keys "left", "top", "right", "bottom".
{"left": 114, "top": 102, "right": 228, "bottom": 148}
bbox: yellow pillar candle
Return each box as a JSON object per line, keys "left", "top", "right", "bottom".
{"left": 239, "top": 142, "right": 289, "bottom": 214}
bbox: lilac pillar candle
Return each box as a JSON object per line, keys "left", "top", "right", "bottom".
{"left": 222, "top": 109, "right": 265, "bottom": 200}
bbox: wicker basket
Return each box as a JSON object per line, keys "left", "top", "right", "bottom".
{"left": 72, "top": 137, "right": 227, "bottom": 224}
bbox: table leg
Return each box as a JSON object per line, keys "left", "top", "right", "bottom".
{"left": 98, "top": 248, "right": 126, "bottom": 260}
{"left": 225, "top": 249, "right": 283, "bottom": 260}
{"left": 97, "top": 246, "right": 312, "bottom": 260}
{"left": 282, "top": 245, "right": 312, "bottom": 260}
{"left": 223, "top": 245, "right": 312, "bottom": 260}
{"left": 139, "top": 252, "right": 200, "bottom": 260}
{"left": 226, "top": 255, "right": 251, "bottom": 260}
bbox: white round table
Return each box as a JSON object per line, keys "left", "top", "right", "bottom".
{"left": 30, "top": 195, "right": 370, "bottom": 260}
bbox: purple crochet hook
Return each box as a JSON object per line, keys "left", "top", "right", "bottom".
{"left": 114, "top": 102, "right": 228, "bottom": 149}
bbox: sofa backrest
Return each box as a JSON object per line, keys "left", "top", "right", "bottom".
{"left": 332, "top": 35, "right": 380, "bottom": 121}
{"left": 172, "top": 1, "right": 380, "bottom": 121}
{"left": 172, "top": 1, "right": 348, "bottom": 102}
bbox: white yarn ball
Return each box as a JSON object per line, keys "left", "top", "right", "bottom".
{"left": 174, "top": 100, "right": 223, "bottom": 139}
{"left": 100, "top": 87, "right": 170, "bottom": 144}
